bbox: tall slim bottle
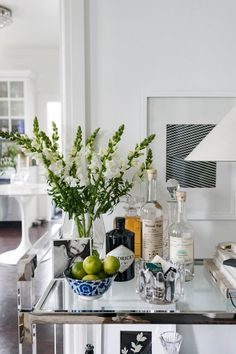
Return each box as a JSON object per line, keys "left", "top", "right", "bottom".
{"left": 141, "top": 169, "right": 163, "bottom": 261}
{"left": 169, "top": 191, "right": 194, "bottom": 281}
{"left": 124, "top": 197, "right": 142, "bottom": 258}
{"left": 163, "top": 179, "right": 179, "bottom": 259}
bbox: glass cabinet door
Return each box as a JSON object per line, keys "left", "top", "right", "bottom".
{"left": 0, "top": 82, "right": 8, "bottom": 98}
{"left": 10, "top": 81, "right": 24, "bottom": 98}
{"left": 10, "top": 101, "right": 24, "bottom": 117}
{"left": 0, "top": 80, "right": 25, "bottom": 134}
{"left": 0, "top": 101, "right": 8, "bottom": 116}
{"left": 0, "top": 119, "right": 9, "bottom": 132}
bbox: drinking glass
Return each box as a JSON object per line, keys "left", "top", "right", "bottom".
{"left": 160, "top": 331, "right": 183, "bottom": 354}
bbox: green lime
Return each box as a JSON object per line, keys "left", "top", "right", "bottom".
{"left": 103, "top": 256, "right": 120, "bottom": 275}
{"left": 97, "top": 270, "right": 109, "bottom": 279}
{"left": 83, "top": 255, "right": 102, "bottom": 275}
{"left": 82, "top": 274, "right": 100, "bottom": 281}
{"left": 71, "top": 261, "right": 87, "bottom": 279}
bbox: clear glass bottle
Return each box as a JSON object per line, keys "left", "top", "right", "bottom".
{"left": 163, "top": 179, "right": 179, "bottom": 259}
{"left": 169, "top": 191, "right": 194, "bottom": 281}
{"left": 124, "top": 196, "right": 142, "bottom": 258}
{"left": 141, "top": 169, "right": 163, "bottom": 261}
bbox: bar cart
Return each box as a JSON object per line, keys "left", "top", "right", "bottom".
{"left": 17, "top": 224, "right": 236, "bottom": 354}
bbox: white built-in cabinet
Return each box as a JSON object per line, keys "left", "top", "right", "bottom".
{"left": 0, "top": 71, "right": 51, "bottom": 223}
{"left": 0, "top": 70, "right": 35, "bottom": 136}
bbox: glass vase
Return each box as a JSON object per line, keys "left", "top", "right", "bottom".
{"left": 61, "top": 212, "right": 106, "bottom": 257}
{"left": 160, "top": 331, "right": 183, "bottom": 354}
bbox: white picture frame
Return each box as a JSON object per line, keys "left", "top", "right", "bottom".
{"left": 141, "top": 92, "right": 236, "bottom": 220}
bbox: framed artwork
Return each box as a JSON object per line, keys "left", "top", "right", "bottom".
{"left": 53, "top": 238, "right": 91, "bottom": 278}
{"left": 141, "top": 94, "right": 236, "bottom": 220}
{"left": 120, "top": 331, "right": 152, "bottom": 354}
{"left": 102, "top": 324, "right": 175, "bottom": 354}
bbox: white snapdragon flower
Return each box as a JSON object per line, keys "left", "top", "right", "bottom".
{"left": 43, "top": 148, "right": 56, "bottom": 162}
{"left": 31, "top": 140, "right": 41, "bottom": 150}
{"left": 64, "top": 176, "right": 78, "bottom": 188}
{"left": 89, "top": 154, "right": 102, "bottom": 173}
{"left": 119, "top": 157, "right": 128, "bottom": 171}
{"left": 69, "top": 146, "right": 77, "bottom": 157}
{"left": 131, "top": 163, "right": 144, "bottom": 183}
{"left": 77, "top": 172, "right": 87, "bottom": 186}
{"left": 49, "top": 160, "right": 64, "bottom": 176}
{"left": 130, "top": 158, "right": 139, "bottom": 167}
{"left": 98, "top": 147, "right": 109, "bottom": 157}
{"left": 85, "top": 146, "right": 92, "bottom": 158}
{"left": 104, "top": 159, "right": 121, "bottom": 179}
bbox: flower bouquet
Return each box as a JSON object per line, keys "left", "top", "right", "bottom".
{"left": 0, "top": 118, "right": 155, "bottom": 242}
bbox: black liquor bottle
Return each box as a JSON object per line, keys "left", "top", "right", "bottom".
{"left": 106, "top": 217, "right": 135, "bottom": 282}
{"left": 85, "top": 344, "right": 94, "bottom": 354}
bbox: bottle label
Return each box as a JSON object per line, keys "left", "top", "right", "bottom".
{"left": 142, "top": 218, "right": 163, "bottom": 260}
{"left": 107, "top": 245, "right": 135, "bottom": 273}
{"left": 170, "top": 235, "right": 193, "bottom": 264}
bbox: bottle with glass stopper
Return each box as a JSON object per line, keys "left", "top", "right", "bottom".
{"left": 85, "top": 344, "right": 94, "bottom": 354}
{"left": 141, "top": 169, "right": 163, "bottom": 261}
{"left": 163, "top": 179, "right": 179, "bottom": 259}
{"left": 169, "top": 191, "right": 194, "bottom": 281}
{"left": 124, "top": 196, "right": 142, "bottom": 258}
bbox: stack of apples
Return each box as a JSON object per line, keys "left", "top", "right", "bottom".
{"left": 71, "top": 255, "right": 120, "bottom": 281}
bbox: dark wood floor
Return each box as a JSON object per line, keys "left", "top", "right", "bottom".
{"left": 0, "top": 222, "right": 56, "bottom": 354}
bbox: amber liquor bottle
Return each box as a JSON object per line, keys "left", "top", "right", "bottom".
{"left": 124, "top": 197, "right": 142, "bottom": 258}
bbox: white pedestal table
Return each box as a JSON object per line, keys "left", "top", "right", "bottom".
{"left": 0, "top": 183, "right": 48, "bottom": 265}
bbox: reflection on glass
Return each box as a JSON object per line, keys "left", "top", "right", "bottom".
{"left": 0, "top": 101, "right": 8, "bottom": 116}
{"left": 0, "top": 119, "right": 9, "bottom": 132}
{"left": 160, "top": 331, "right": 183, "bottom": 354}
{"left": 0, "top": 82, "right": 8, "bottom": 98}
{"left": 10, "top": 81, "right": 24, "bottom": 98}
{"left": 10, "top": 101, "right": 24, "bottom": 116}
{"left": 11, "top": 119, "right": 25, "bottom": 134}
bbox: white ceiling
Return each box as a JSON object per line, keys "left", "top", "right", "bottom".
{"left": 0, "top": 0, "right": 59, "bottom": 50}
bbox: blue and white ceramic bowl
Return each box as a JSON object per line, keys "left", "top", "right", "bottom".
{"left": 64, "top": 269, "right": 116, "bottom": 300}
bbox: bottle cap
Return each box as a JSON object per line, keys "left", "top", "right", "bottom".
{"left": 147, "top": 169, "right": 157, "bottom": 180}
{"left": 115, "top": 217, "right": 125, "bottom": 229}
{"left": 176, "top": 191, "right": 186, "bottom": 201}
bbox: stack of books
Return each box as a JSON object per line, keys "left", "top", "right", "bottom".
{"left": 204, "top": 242, "right": 236, "bottom": 299}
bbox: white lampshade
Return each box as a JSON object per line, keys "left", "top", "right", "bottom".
{"left": 185, "top": 105, "right": 236, "bottom": 161}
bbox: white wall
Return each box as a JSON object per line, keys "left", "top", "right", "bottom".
{"left": 62, "top": 1, "right": 236, "bottom": 352}
{"left": 85, "top": 0, "right": 236, "bottom": 236}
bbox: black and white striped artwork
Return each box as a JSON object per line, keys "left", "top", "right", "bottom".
{"left": 166, "top": 124, "right": 216, "bottom": 188}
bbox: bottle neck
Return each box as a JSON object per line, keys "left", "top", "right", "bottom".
{"left": 125, "top": 207, "right": 138, "bottom": 217}
{"left": 167, "top": 200, "right": 178, "bottom": 224}
{"left": 177, "top": 199, "right": 186, "bottom": 223}
{"left": 147, "top": 177, "right": 157, "bottom": 202}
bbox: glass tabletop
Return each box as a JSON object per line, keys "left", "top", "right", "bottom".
{"left": 35, "top": 265, "right": 235, "bottom": 316}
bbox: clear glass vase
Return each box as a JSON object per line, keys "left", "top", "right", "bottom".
{"left": 160, "top": 331, "right": 183, "bottom": 354}
{"left": 61, "top": 212, "right": 106, "bottom": 257}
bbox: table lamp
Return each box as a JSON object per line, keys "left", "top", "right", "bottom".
{"left": 185, "top": 105, "right": 236, "bottom": 162}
